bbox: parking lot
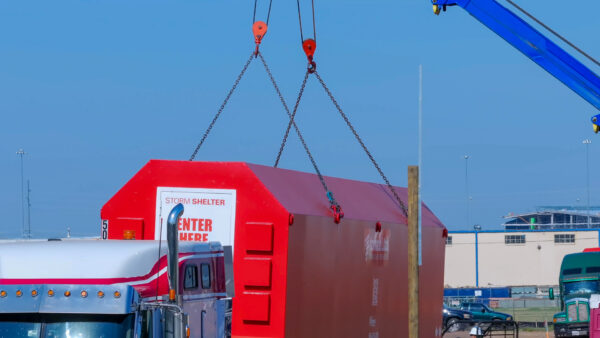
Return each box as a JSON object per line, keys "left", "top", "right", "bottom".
{"left": 444, "top": 330, "right": 553, "bottom": 337}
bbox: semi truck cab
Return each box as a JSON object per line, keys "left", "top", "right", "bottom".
{"left": 551, "top": 251, "right": 600, "bottom": 337}
{"left": 0, "top": 206, "right": 227, "bottom": 338}
{"left": 0, "top": 284, "right": 142, "bottom": 337}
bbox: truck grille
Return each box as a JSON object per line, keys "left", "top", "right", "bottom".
{"left": 568, "top": 303, "right": 577, "bottom": 321}
{"left": 566, "top": 302, "right": 589, "bottom": 322}
{"left": 578, "top": 303, "right": 589, "bottom": 322}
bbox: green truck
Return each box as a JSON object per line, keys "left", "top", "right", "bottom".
{"left": 551, "top": 248, "right": 600, "bottom": 337}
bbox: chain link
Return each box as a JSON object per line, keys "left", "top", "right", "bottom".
{"left": 189, "top": 52, "right": 255, "bottom": 161}
{"left": 314, "top": 70, "right": 408, "bottom": 218}
{"left": 258, "top": 52, "right": 339, "bottom": 208}
{"left": 273, "top": 71, "right": 309, "bottom": 168}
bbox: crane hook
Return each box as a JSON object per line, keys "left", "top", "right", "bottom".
{"left": 302, "top": 39, "right": 317, "bottom": 73}
{"left": 253, "top": 21, "right": 268, "bottom": 56}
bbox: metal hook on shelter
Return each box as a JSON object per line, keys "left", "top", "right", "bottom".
{"left": 326, "top": 191, "right": 343, "bottom": 224}
{"left": 253, "top": 21, "right": 268, "bottom": 56}
{"left": 331, "top": 204, "right": 344, "bottom": 224}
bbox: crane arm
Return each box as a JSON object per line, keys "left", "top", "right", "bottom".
{"left": 432, "top": 0, "right": 600, "bottom": 132}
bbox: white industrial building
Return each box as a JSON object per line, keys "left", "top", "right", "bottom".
{"left": 444, "top": 210, "right": 600, "bottom": 288}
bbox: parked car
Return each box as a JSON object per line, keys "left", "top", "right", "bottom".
{"left": 443, "top": 305, "right": 473, "bottom": 329}
{"left": 459, "top": 302, "right": 513, "bottom": 321}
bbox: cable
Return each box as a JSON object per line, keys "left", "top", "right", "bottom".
{"left": 296, "top": 0, "right": 304, "bottom": 44}
{"left": 314, "top": 70, "right": 408, "bottom": 218}
{"left": 259, "top": 52, "right": 339, "bottom": 208}
{"left": 506, "top": 0, "right": 600, "bottom": 68}
{"left": 311, "top": 0, "right": 316, "bottom": 41}
{"left": 266, "top": 0, "right": 273, "bottom": 25}
{"left": 255, "top": 0, "right": 274, "bottom": 25}
{"left": 189, "top": 53, "right": 255, "bottom": 161}
{"left": 273, "top": 72, "right": 308, "bottom": 168}
{"left": 296, "top": 0, "right": 317, "bottom": 43}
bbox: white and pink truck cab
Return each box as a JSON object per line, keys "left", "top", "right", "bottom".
{"left": 0, "top": 204, "right": 228, "bottom": 338}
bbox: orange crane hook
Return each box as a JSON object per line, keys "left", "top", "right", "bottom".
{"left": 253, "top": 21, "right": 268, "bottom": 56}
{"left": 302, "top": 39, "right": 317, "bottom": 73}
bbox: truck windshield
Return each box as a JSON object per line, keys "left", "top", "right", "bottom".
{"left": 0, "top": 313, "right": 134, "bottom": 338}
{"left": 564, "top": 280, "right": 600, "bottom": 296}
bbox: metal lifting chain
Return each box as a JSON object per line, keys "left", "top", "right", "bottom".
{"left": 313, "top": 70, "right": 409, "bottom": 218}
{"left": 189, "top": 52, "right": 255, "bottom": 161}
{"left": 273, "top": 71, "right": 309, "bottom": 168}
{"left": 259, "top": 52, "right": 340, "bottom": 211}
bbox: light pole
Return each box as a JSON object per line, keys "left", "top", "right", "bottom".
{"left": 26, "top": 180, "right": 31, "bottom": 239}
{"left": 474, "top": 224, "right": 481, "bottom": 287}
{"left": 464, "top": 155, "right": 470, "bottom": 227}
{"left": 16, "top": 149, "right": 26, "bottom": 238}
{"left": 583, "top": 139, "right": 592, "bottom": 227}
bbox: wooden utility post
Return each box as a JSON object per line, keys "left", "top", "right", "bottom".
{"left": 408, "top": 165, "right": 419, "bottom": 338}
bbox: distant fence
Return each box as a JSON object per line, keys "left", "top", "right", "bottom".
{"left": 497, "top": 298, "right": 559, "bottom": 308}
{"left": 444, "top": 296, "right": 560, "bottom": 324}
{"left": 444, "top": 296, "right": 559, "bottom": 308}
{"left": 444, "top": 287, "right": 511, "bottom": 299}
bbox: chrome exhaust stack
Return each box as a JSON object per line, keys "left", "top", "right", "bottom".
{"left": 167, "top": 203, "right": 184, "bottom": 305}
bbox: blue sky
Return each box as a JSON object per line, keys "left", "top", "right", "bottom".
{"left": 0, "top": 0, "right": 598, "bottom": 238}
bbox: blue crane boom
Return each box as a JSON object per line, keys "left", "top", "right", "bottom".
{"left": 431, "top": 0, "right": 600, "bottom": 133}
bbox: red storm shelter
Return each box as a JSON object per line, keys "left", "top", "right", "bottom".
{"left": 101, "top": 160, "right": 446, "bottom": 337}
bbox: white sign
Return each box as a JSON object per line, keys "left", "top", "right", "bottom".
{"left": 155, "top": 187, "right": 237, "bottom": 248}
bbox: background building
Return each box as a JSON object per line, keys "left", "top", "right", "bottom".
{"left": 445, "top": 210, "right": 600, "bottom": 288}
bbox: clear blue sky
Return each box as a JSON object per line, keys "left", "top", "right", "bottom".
{"left": 0, "top": 0, "right": 598, "bottom": 238}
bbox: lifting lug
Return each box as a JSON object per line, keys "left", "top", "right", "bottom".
{"left": 331, "top": 204, "right": 344, "bottom": 224}
{"left": 253, "top": 21, "right": 268, "bottom": 56}
{"left": 302, "top": 39, "right": 317, "bottom": 73}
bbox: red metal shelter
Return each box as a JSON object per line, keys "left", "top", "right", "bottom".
{"left": 101, "top": 159, "right": 446, "bottom": 337}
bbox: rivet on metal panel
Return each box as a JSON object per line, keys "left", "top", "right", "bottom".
{"left": 375, "top": 221, "right": 382, "bottom": 233}
{"left": 288, "top": 213, "right": 294, "bottom": 226}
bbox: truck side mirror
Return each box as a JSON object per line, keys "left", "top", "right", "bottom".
{"left": 549, "top": 287, "right": 554, "bottom": 300}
